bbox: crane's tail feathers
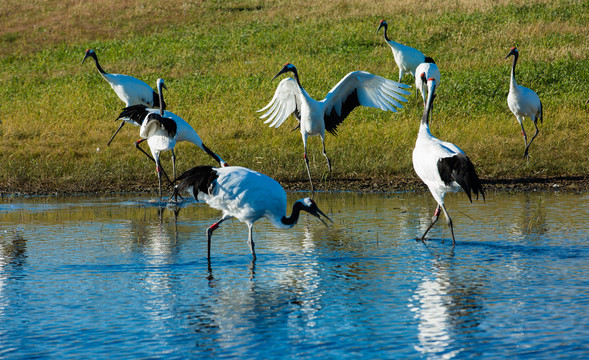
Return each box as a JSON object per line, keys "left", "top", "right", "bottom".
{"left": 437, "top": 155, "right": 485, "bottom": 203}
{"left": 174, "top": 165, "right": 218, "bottom": 198}
{"left": 539, "top": 100, "right": 543, "bottom": 124}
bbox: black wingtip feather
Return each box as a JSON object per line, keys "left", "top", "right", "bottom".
{"left": 173, "top": 166, "right": 218, "bottom": 199}
{"left": 437, "top": 155, "right": 485, "bottom": 202}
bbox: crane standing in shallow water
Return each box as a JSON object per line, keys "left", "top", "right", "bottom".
{"left": 117, "top": 79, "right": 227, "bottom": 201}
{"left": 258, "top": 63, "right": 410, "bottom": 194}
{"left": 82, "top": 49, "right": 165, "bottom": 146}
{"left": 173, "top": 165, "right": 332, "bottom": 260}
{"left": 412, "top": 77, "right": 484, "bottom": 245}
{"left": 505, "top": 47, "right": 543, "bottom": 160}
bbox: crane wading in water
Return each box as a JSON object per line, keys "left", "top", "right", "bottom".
{"left": 412, "top": 77, "right": 484, "bottom": 245}
{"left": 173, "top": 165, "right": 332, "bottom": 260}
{"left": 117, "top": 79, "right": 227, "bottom": 201}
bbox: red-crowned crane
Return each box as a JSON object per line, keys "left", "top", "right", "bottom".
{"left": 82, "top": 49, "right": 166, "bottom": 146}
{"left": 172, "top": 165, "right": 332, "bottom": 260}
{"left": 412, "top": 77, "right": 484, "bottom": 245}
{"left": 258, "top": 63, "right": 410, "bottom": 194}
{"left": 505, "top": 47, "right": 543, "bottom": 160}
{"left": 415, "top": 58, "right": 440, "bottom": 107}
{"left": 376, "top": 20, "right": 427, "bottom": 84}
{"left": 118, "top": 79, "right": 227, "bottom": 201}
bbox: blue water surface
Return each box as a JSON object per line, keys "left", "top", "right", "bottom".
{"left": 0, "top": 191, "right": 588, "bottom": 359}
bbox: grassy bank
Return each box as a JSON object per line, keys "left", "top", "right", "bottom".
{"left": 1, "top": 0, "right": 588, "bottom": 194}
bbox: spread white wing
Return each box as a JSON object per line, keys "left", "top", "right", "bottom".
{"left": 322, "top": 71, "right": 411, "bottom": 135}
{"left": 257, "top": 77, "right": 302, "bottom": 128}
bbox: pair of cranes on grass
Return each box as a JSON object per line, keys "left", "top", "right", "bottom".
{"left": 82, "top": 19, "right": 538, "bottom": 257}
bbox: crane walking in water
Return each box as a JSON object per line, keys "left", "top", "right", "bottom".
{"left": 173, "top": 165, "right": 332, "bottom": 260}
{"left": 82, "top": 49, "right": 166, "bottom": 146}
{"left": 412, "top": 77, "right": 484, "bottom": 245}
{"left": 118, "top": 79, "right": 227, "bottom": 201}
{"left": 505, "top": 47, "right": 543, "bottom": 160}
{"left": 258, "top": 63, "right": 410, "bottom": 194}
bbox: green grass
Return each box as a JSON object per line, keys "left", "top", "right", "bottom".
{"left": 1, "top": 0, "right": 588, "bottom": 193}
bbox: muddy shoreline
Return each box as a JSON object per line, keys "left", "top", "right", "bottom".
{"left": 1, "top": 175, "right": 588, "bottom": 197}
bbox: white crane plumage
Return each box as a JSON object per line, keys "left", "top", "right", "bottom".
{"left": 82, "top": 49, "right": 165, "bottom": 146}
{"left": 377, "top": 20, "right": 427, "bottom": 84}
{"left": 117, "top": 79, "right": 227, "bottom": 201}
{"left": 412, "top": 77, "right": 484, "bottom": 245}
{"left": 415, "top": 58, "right": 440, "bottom": 107}
{"left": 505, "top": 47, "right": 543, "bottom": 160}
{"left": 173, "top": 165, "right": 332, "bottom": 260}
{"left": 258, "top": 63, "right": 410, "bottom": 193}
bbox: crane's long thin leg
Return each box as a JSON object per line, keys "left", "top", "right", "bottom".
{"left": 135, "top": 139, "right": 173, "bottom": 186}
{"left": 206, "top": 216, "right": 230, "bottom": 259}
{"left": 440, "top": 204, "right": 455, "bottom": 246}
{"left": 516, "top": 116, "right": 529, "bottom": 159}
{"left": 156, "top": 157, "right": 163, "bottom": 202}
{"left": 321, "top": 136, "right": 332, "bottom": 172}
{"left": 524, "top": 120, "right": 540, "bottom": 160}
{"left": 247, "top": 224, "right": 256, "bottom": 260}
{"left": 302, "top": 136, "right": 314, "bottom": 196}
{"left": 420, "top": 204, "right": 440, "bottom": 243}
{"left": 398, "top": 69, "right": 404, "bottom": 84}
{"left": 107, "top": 121, "right": 126, "bottom": 147}
{"left": 171, "top": 149, "right": 177, "bottom": 180}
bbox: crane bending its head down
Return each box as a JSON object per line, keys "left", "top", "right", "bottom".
{"left": 173, "top": 165, "right": 332, "bottom": 260}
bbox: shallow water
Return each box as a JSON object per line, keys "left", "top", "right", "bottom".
{"left": 0, "top": 191, "right": 588, "bottom": 359}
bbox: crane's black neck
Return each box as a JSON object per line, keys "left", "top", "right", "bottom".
{"left": 157, "top": 81, "right": 165, "bottom": 115}
{"left": 201, "top": 143, "right": 222, "bottom": 166}
{"left": 291, "top": 68, "right": 302, "bottom": 89}
{"left": 381, "top": 22, "right": 390, "bottom": 42}
{"left": 90, "top": 52, "right": 106, "bottom": 75}
{"left": 421, "top": 84, "right": 435, "bottom": 126}
{"left": 510, "top": 51, "right": 519, "bottom": 85}
{"left": 280, "top": 201, "right": 305, "bottom": 226}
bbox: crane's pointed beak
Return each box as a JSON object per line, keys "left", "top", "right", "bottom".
{"left": 313, "top": 207, "right": 333, "bottom": 228}
{"left": 272, "top": 68, "right": 287, "bottom": 81}
{"left": 376, "top": 24, "right": 383, "bottom": 34}
{"left": 82, "top": 53, "right": 90, "bottom": 64}
{"left": 505, "top": 48, "right": 517, "bottom": 59}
